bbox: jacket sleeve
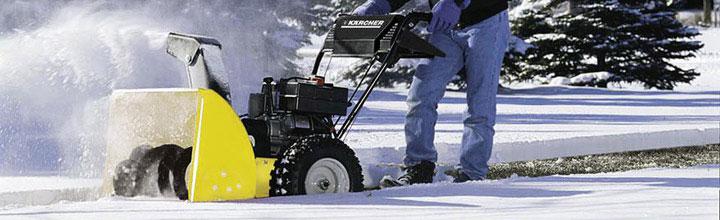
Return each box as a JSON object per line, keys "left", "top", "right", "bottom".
{"left": 387, "top": 0, "right": 412, "bottom": 11}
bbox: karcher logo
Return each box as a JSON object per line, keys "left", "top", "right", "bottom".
{"left": 341, "top": 20, "right": 385, "bottom": 28}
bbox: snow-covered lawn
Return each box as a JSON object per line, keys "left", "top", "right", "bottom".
{"left": 348, "top": 87, "right": 719, "bottom": 150}
{"left": 1, "top": 165, "right": 717, "bottom": 219}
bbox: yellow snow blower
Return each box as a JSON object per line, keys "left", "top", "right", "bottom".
{"left": 101, "top": 12, "right": 444, "bottom": 202}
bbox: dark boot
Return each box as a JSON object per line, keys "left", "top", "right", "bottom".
{"left": 452, "top": 171, "right": 472, "bottom": 183}
{"left": 445, "top": 168, "right": 479, "bottom": 183}
{"left": 380, "top": 161, "right": 435, "bottom": 188}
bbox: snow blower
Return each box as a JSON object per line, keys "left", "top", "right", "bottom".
{"left": 101, "top": 12, "right": 444, "bottom": 202}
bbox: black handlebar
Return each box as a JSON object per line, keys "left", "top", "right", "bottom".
{"left": 405, "top": 12, "right": 433, "bottom": 23}
{"left": 339, "top": 11, "right": 432, "bottom": 23}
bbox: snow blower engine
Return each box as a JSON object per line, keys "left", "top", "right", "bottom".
{"left": 101, "top": 12, "right": 444, "bottom": 202}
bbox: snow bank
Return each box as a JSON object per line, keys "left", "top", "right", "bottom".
{"left": 549, "top": 76, "right": 571, "bottom": 85}
{"left": 569, "top": 71, "right": 613, "bottom": 85}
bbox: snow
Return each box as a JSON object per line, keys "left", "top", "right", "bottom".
{"left": 1, "top": 165, "right": 717, "bottom": 219}
{"left": 673, "top": 28, "right": 720, "bottom": 91}
{"left": 0, "top": 177, "right": 99, "bottom": 208}
{"left": 548, "top": 76, "right": 571, "bottom": 85}
{"left": 510, "top": 0, "right": 553, "bottom": 17}
{"left": 529, "top": 33, "right": 568, "bottom": 41}
{"left": 570, "top": 71, "right": 613, "bottom": 85}
{"left": 349, "top": 87, "right": 719, "bottom": 148}
{"left": 0, "top": 177, "right": 97, "bottom": 194}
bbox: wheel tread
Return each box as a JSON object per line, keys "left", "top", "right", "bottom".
{"left": 269, "top": 135, "right": 363, "bottom": 196}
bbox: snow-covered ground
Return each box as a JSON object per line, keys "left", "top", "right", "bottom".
{"left": 0, "top": 177, "right": 98, "bottom": 195}
{"left": 0, "top": 177, "right": 99, "bottom": 208}
{"left": 1, "top": 165, "right": 717, "bottom": 219}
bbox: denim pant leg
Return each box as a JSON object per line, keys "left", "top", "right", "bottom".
{"left": 404, "top": 32, "right": 464, "bottom": 166}
{"left": 458, "top": 11, "right": 510, "bottom": 180}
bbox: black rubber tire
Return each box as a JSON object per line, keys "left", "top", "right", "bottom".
{"left": 269, "top": 135, "right": 364, "bottom": 196}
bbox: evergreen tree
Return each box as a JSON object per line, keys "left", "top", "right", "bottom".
{"left": 553, "top": 0, "right": 643, "bottom": 78}
{"left": 624, "top": 0, "right": 702, "bottom": 89}
{"left": 510, "top": 5, "right": 573, "bottom": 81}
{"left": 512, "top": 0, "right": 702, "bottom": 89}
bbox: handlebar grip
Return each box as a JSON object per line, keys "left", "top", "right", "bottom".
{"left": 406, "top": 12, "right": 433, "bottom": 22}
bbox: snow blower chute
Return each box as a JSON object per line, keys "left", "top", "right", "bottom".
{"left": 101, "top": 12, "right": 444, "bottom": 202}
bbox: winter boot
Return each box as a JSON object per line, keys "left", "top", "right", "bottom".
{"left": 452, "top": 171, "right": 471, "bottom": 183}
{"left": 380, "top": 161, "right": 435, "bottom": 188}
{"left": 445, "top": 168, "right": 480, "bottom": 183}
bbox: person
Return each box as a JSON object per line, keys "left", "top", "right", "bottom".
{"left": 353, "top": 0, "right": 509, "bottom": 185}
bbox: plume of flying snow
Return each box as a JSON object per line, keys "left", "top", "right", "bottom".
{"left": 0, "top": 0, "right": 307, "bottom": 177}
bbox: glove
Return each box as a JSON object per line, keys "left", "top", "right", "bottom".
{"left": 428, "top": 0, "right": 468, "bottom": 32}
{"left": 352, "top": 0, "right": 391, "bottom": 16}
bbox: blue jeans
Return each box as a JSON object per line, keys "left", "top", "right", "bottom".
{"left": 404, "top": 10, "right": 509, "bottom": 180}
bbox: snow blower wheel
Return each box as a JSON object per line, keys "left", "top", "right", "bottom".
{"left": 269, "top": 136, "right": 363, "bottom": 196}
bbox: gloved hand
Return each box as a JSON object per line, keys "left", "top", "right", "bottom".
{"left": 428, "top": 0, "right": 468, "bottom": 32}
{"left": 352, "top": 0, "right": 391, "bottom": 16}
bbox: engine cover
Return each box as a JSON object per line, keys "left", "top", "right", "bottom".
{"left": 277, "top": 79, "right": 348, "bottom": 116}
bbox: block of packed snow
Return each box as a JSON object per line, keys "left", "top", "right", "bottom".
{"left": 570, "top": 72, "right": 613, "bottom": 85}
{"left": 549, "top": 76, "right": 571, "bottom": 85}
